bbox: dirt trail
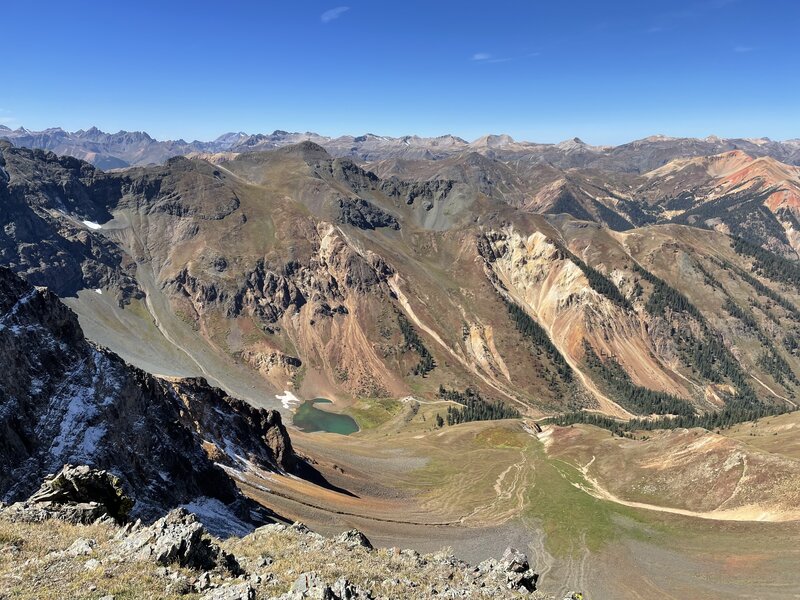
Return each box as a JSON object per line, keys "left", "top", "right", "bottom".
{"left": 750, "top": 374, "right": 797, "bottom": 407}
{"left": 459, "top": 450, "right": 530, "bottom": 525}
{"left": 532, "top": 426, "right": 800, "bottom": 523}
{"left": 567, "top": 454, "right": 794, "bottom": 522}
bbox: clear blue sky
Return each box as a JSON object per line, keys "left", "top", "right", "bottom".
{"left": 3, "top": 0, "right": 798, "bottom": 144}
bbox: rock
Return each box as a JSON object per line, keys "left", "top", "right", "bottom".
{"left": 12, "top": 465, "right": 134, "bottom": 524}
{"left": 335, "top": 529, "right": 373, "bottom": 550}
{"left": 283, "top": 572, "right": 372, "bottom": 600}
{"left": 66, "top": 537, "right": 96, "bottom": 556}
{"left": 330, "top": 576, "right": 372, "bottom": 599}
{"left": 506, "top": 569, "right": 538, "bottom": 593}
{"left": 195, "top": 571, "right": 212, "bottom": 591}
{"left": 291, "top": 522, "right": 312, "bottom": 534}
{"left": 337, "top": 197, "right": 400, "bottom": 231}
{"left": 499, "top": 547, "right": 529, "bottom": 573}
{"left": 116, "top": 508, "right": 240, "bottom": 573}
{"left": 292, "top": 572, "right": 326, "bottom": 594}
{"left": 285, "top": 572, "right": 334, "bottom": 599}
{"left": 256, "top": 554, "right": 273, "bottom": 568}
{"left": 84, "top": 558, "right": 101, "bottom": 570}
{"left": 200, "top": 583, "right": 255, "bottom": 600}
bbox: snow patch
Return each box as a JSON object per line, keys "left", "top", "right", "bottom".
{"left": 181, "top": 497, "right": 254, "bottom": 537}
{"left": 82, "top": 220, "right": 102, "bottom": 230}
{"left": 29, "top": 377, "right": 45, "bottom": 395}
{"left": 79, "top": 424, "right": 107, "bottom": 456}
{"left": 276, "top": 390, "right": 300, "bottom": 409}
{"left": 0, "top": 290, "right": 37, "bottom": 325}
{"left": 94, "top": 288, "right": 103, "bottom": 295}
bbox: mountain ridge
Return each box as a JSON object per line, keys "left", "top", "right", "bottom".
{"left": 3, "top": 125, "right": 800, "bottom": 171}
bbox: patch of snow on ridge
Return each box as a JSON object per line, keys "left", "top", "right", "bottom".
{"left": 276, "top": 390, "right": 300, "bottom": 409}
{"left": 94, "top": 289, "right": 103, "bottom": 295}
{"left": 82, "top": 220, "right": 102, "bottom": 230}
{"left": 181, "top": 497, "right": 253, "bottom": 537}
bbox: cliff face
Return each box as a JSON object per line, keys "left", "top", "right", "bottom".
{"left": 0, "top": 143, "right": 139, "bottom": 301}
{"left": 0, "top": 267, "right": 296, "bottom": 532}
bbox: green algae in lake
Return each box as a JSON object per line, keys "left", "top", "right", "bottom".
{"left": 292, "top": 398, "right": 359, "bottom": 435}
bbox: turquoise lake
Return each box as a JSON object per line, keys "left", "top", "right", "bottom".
{"left": 292, "top": 398, "right": 359, "bottom": 435}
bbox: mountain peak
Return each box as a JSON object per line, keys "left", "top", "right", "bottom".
{"left": 277, "top": 140, "right": 330, "bottom": 162}
{"left": 556, "top": 137, "right": 588, "bottom": 151}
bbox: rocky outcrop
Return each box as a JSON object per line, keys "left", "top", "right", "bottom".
{"left": 0, "top": 466, "right": 568, "bottom": 598}
{"left": 379, "top": 176, "right": 454, "bottom": 209}
{"left": 165, "top": 377, "right": 298, "bottom": 473}
{"left": 170, "top": 223, "right": 393, "bottom": 326}
{"left": 0, "top": 143, "right": 140, "bottom": 301}
{"left": 115, "top": 508, "right": 241, "bottom": 573}
{"left": 309, "top": 154, "right": 454, "bottom": 212}
{"left": 281, "top": 571, "right": 373, "bottom": 599}
{"left": 0, "top": 267, "right": 297, "bottom": 533}
{"left": 4, "top": 464, "right": 133, "bottom": 524}
{"left": 241, "top": 350, "right": 302, "bottom": 380}
{"left": 337, "top": 197, "right": 399, "bottom": 230}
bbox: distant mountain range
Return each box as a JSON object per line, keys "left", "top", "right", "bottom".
{"left": 2, "top": 124, "right": 800, "bottom": 172}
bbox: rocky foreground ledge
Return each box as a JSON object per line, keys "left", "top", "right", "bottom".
{"left": 0, "top": 466, "right": 583, "bottom": 599}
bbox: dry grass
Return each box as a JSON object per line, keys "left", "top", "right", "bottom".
{"left": 0, "top": 517, "right": 199, "bottom": 600}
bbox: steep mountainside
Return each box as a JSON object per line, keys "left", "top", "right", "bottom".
{"left": 0, "top": 267, "right": 299, "bottom": 533}
{"left": 369, "top": 147, "right": 800, "bottom": 260}
{"left": 1, "top": 142, "right": 799, "bottom": 427}
{"left": 641, "top": 151, "right": 800, "bottom": 258}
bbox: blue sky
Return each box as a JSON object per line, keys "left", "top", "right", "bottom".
{"left": 3, "top": 0, "right": 798, "bottom": 144}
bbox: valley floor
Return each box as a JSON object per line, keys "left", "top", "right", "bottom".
{"left": 238, "top": 400, "right": 800, "bottom": 599}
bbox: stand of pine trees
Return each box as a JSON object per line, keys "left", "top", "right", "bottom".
{"left": 550, "top": 401, "right": 793, "bottom": 434}
{"left": 438, "top": 386, "right": 520, "bottom": 425}
{"left": 732, "top": 236, "right": 800, "bottom": 288}
{"left": 503, "top": 298, "right": 573, "bottom": 382}
{"left": 632, "top": 262, "right": 760, "bottom": 405}
{"left": 713, "top": 256, "right": 800, "bottom": 321}
{"left": 723, "top": 298, "right": 799, "bottom": 387}
{"left": 397, "top": 313, "right": 435, "bottom": 376}
{"left": 582, "top": 341, "right": 695, "bottom": 416}
{"left": 557, "top": 244, "right": 633, "bottom": 310}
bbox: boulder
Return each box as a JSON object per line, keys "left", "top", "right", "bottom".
{"left": 6, "top": 464, "right": 133, "bottom": 524}
{"left": 116, "top": 508, "right": 240, "bottom": 573}
{"left": 498, "top": 547, "right": 529, "bottom": 574}
{"left": 282, "top": 572, "right": 372, "bottom": 600}
{"left": 498, "top": 547, "right": 538, "bottom": 592}
{"left": 200, "top": 582, "right": 256, "bottom": 600}
{"left": 335, "top": 529, "right": 373, "bottom": 550}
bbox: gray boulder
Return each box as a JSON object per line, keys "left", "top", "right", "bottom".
{"left": 116, "top": 508, "right": 240, "bottom": 573}
{"left": 4, "top": 464, "right": 133, "bottom": 524}
{"left": 498, "top": 547, "right": 538, "bottom": 592}
{"left": 282, "top": 572, "right": 372, "bottom": 599}
{"left": 335, "top": 529, "right": 373, "bottom": 550}
{"left": 200, "top": 582, "right": 256, "bottom": 600}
